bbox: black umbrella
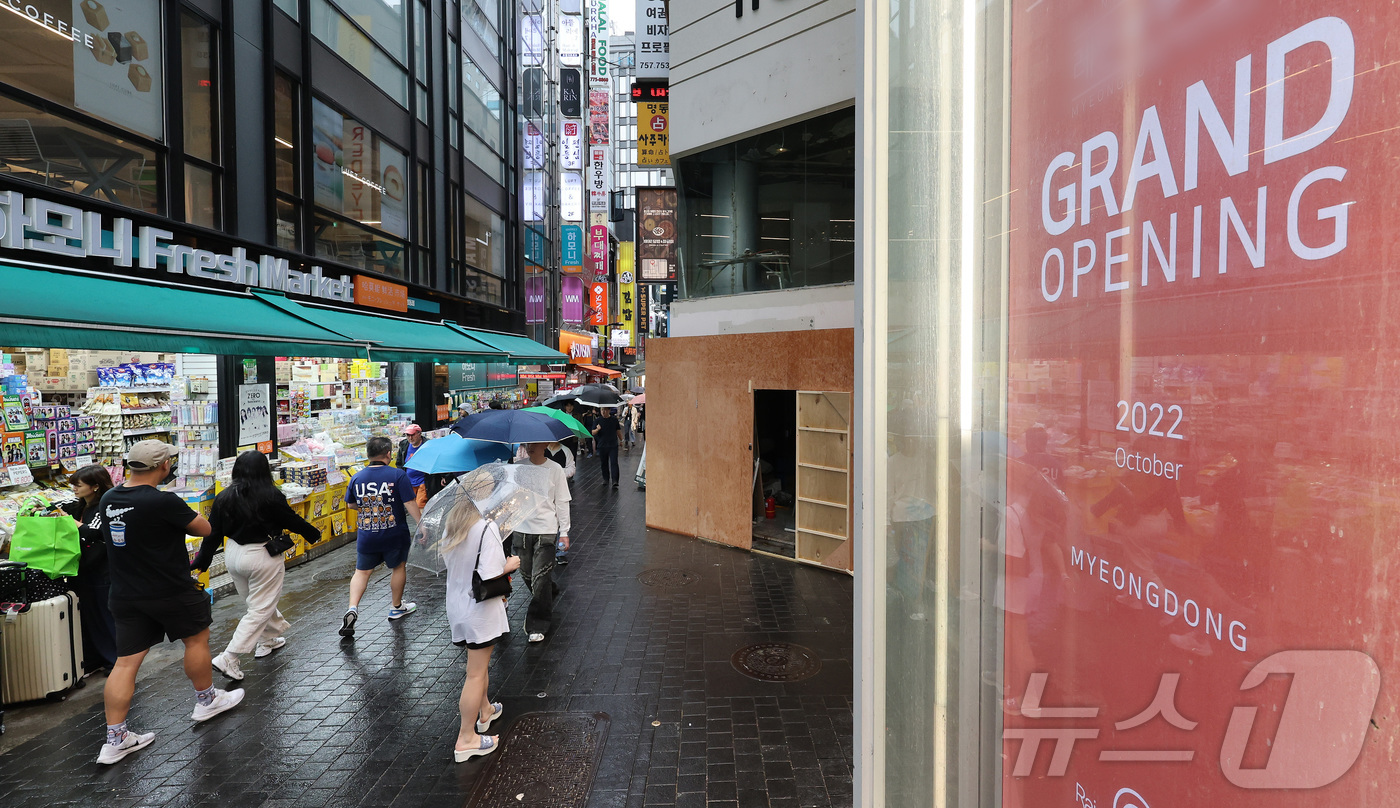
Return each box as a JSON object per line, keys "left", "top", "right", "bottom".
{"left": 628, "top": 386, "right": 644, "bottom": 395}
{"left": 541, "top": 390, "right": 581, "bottom": 409}
{"left": 451, "top": 409, "right": 573, "bottom": 444}
{"left": 574, "top": 383, "right": 624, "bottom": 408}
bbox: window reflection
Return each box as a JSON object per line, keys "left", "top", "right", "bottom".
{"left": 184, "top": 162, "right": 218, "bottom": 229}
{"left": 309, "top": 0, "right": 409, "bottom": 107}
{"left": 180, "top": 13, "right": 217, "bottom": 164}
{"left": 313, "top": 209, "right": 405, "bottom": 278}
{"left": 676, "top": 107, "right": 855, "bottom": 298}
{"left": 0, "top": 93, "right": 157, "bottom": 213}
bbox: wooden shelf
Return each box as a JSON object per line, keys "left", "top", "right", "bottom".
{"left": 796, "top": 526, "right": 847, "bottom": 542}
{"left": 797, "top": 461, "right": 847, "bottom": 473}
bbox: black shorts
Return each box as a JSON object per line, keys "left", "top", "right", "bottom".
{"left": 454, "top": 633, "right": 503, "bottom": 650}
{"left": 111, "top": 586, "right": 213, "bottom": 658}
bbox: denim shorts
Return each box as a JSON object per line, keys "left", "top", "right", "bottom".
{"left": 356, "top": 540, "right": 410, "bottom": 571}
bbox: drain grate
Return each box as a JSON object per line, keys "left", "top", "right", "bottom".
{"left": 636, "top": 568, "right": 699, "bottom": 587}
{"left": 731, "top": 642, "right": 823, "bottom": 682}
{"left": 468, "top": 712, "right": 610, "bottom": 808}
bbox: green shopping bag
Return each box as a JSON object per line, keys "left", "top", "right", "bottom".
{"left": 9, "top": 515, "right": 81, "bottom": 577}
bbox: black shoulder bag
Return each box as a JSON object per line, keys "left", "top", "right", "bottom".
{"left": 470, "top": 522, "right": 513, "bottom": 602}
{"left": 266, "top": 532, "right": 296, "bottom": 556}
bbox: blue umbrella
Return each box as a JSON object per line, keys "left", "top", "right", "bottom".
{"left": 404, "top": 433, "right": 512, "bottom": 473}
{"left": 451, "top": 409, "right": 573, "bottom": 445}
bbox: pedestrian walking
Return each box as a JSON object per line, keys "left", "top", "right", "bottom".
{"left": 95, "top": 441, "right": 244, "bottom": 765}
{"left": 515, "top": 440, "right": 576, "bottom": 565}
{"left": 395, "top": 424, "right": 430, "bottom": 508}
{"left": 193, "top": 451, "right": 322, "bottom": 681}
{"left": 592, "top": 407, "right": 623, "bottom": 489}
{"left": 514, "top": 442, "right": 572, "bottom": 642}
{"left": 61, "top": 464, "right": 118, "bottom": 676}
{"left": 442, "top": 498, "right": 519, "bottom": 761}
{"left": 579, "top": 407, "right": 596, "bottom": 457}
{"left": 341, "top": 436, "right": 423, "bottom": 638}
{"left": 620, "top": 406, "right": 636, "bottom": 453}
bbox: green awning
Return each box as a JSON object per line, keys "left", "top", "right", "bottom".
{"left": 0, "top": 264, "right": 368, "bottom": 357}
{"left": 253, "top": 291, "right": 507, "bottom": 364}
{"left": 445, "top": 324, "right": 568, "bottom": 364}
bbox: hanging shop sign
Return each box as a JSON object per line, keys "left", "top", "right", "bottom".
{"left": 637, "top": 188, "right": 678, "bottom": 282}
{"left": 561, "top": 172, "right": 585, "bottom": 222}
{"left": 524, "top": 121, "right": 546, "bottom": 169}
{"left": 589, "top": 220, "right": 610, "bottom": 280}
{"left": 559, "top": 330, "right": 594, "bottom": 364}
{"left": 637, "top": 102, "right": 669, "bottom": 165}
{"left": 525, "top": 275, "right": 547, "bottom": 323}
{"left": 562, "top": 120, "right": 584, "bottom": 170}
{"left": 0, "top": 190, "right": 354, "bottom": 302}
{"left": 561, "top": 275, "right": 586, "bottom": 323}
{"left": 617, "top": 242, "right": 637, "bottom": 347}
{"left": 524, "top": 225, "right": 547, "bottom": 270}
{"left": 560, "top": 68, "right": 582, "bottom": 118}
{"left": 588, "top": 282, "right": 609, "bottom": 327}
{"left": 635, "top": 0, "right": 669, "bottom": 79}
{"left": 589, "top": 146, "right": 609, "bottom": 212}
{"left": 521, "top": 15, "right": 545, "bottom": 65}
{"left": 589, "top": 0, "right": 609, "bottom": 81}
{"left": 637, "top": 282, "right": 649, "bottom": 336}
{"left": 523, "top": 173, "right": 545, "bottom": 221}
{"left": 1003, "top": 6, "right": 1393, "bottom": 805}
{"left": 589, "top": 90, "right": 610, "bottom": 145}
{"left": 559, "top": 14, "right": 584, "bottom": 66}
{"left": 561, "top": 224, "right": 585, "bottom": 270}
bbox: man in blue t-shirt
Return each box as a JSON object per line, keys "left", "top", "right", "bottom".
{"left": 340, "top": 436, "right": 422, "bottom": 638}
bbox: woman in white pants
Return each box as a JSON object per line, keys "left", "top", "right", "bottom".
{"left": 192, "top": 451, "right": 320, "bottom": 681}
{"left": 442, "top": 498, "right": 518, "bottom": 761}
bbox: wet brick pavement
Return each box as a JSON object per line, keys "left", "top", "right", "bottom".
{"left": 0, "top": 448, "right": 854, "bottom": 807}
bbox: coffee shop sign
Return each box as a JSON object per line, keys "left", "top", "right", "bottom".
{"left": 0, "top": 191, "right": 354, "bottom": 302}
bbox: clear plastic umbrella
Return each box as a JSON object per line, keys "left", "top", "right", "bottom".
{"left": 410, "top": 461, "right": 555, "bottom": 573}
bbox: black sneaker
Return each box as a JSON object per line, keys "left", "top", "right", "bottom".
{"left": 339, "top": 609, "right": 357, "bottom": 638}
{"left": 612, "top": 482, "right": 619, "bottom": 490}
{"left": 556, "top": 555, "right": 569, "bottom": 566}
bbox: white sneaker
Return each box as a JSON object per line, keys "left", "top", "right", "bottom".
{"left": 211, "top": 652, "right": 244, "bottom": 681}
{"left": 388, "top": 602, "right": 418, "bottom": 620}
{"left": 254, "top": 637, "right": 286, "bottom": 658}
{"left": 191, "top": 688, "right": 245, "bottom": 722}
{"left": 96, "top": 730, "right": 155, "bottom": 765}
{"left": 528, "top": 633, "right": 545, "bottom": 643}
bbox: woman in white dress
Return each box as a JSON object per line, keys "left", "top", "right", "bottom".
{"left": 442, "top": 498, "right": 519, "bottom": 761}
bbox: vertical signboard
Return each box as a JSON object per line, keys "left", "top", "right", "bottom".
{"left": 560, "top": 68, "right": 582, "bottom": 118}
{"left": 589, "top": 90, "right": 610, "bottom": 145}
{"left": 524, "top": 225, "right": 547, "bottom": 269}
{"left": 588, "top": 0, "right": 609, "bottom": 81}
{"left": 636, "top": 0, "right": 669, "bottom": 79}
{"left": 560, "top": 172, "right": 584, "bottom": 222}
{"left": 523, "top": 173, "right": 545, "bottom": 221}
{"left": 618, "top": 242, "right": 637, "bottom": 347}
{"left": 561, "top": 224, "right": 585, "bottom": 271}
{"left": 561, "top": 121, "right": 584, "bottom": 169}
{"left": 589, "top": 217, "right": 610, "bottom": 281}
{"left": 521, "top": 15, "right": 545, "bottom": 65}
{"left": 637, "top": 188, "right": 677, "bottom": 282}
{"left": 559, "top": 14, "right": 583, "bottom": 66}
{"left": 524, "top": 121, "right": 546, "bottom": 169}
{"left": 589, "top": 282, "right": 609, "bottom": 327}
{"left": 637, "top": 102, "right": 669, "bottom": 165}
{"left": 589, "top": 146, "right": 609, "bottom": 212}
{"left": 525, "top": 276, "right": 547, "bottom": 323}
{"left": 637, "top": 282, "right": 649, "bottom": 338}
{"left": 561, "top": 276, "right": 585, "bottom": 323}
{"left": 1002, "top": 5, "right": 1394, "bottom": 807}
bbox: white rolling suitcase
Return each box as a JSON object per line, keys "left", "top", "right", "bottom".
{"left": 1, "top": 592, "right": 84, "bottom": 705}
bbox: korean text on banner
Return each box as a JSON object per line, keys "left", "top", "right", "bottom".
{"left": 589, "top": 90, "right": 610, "bottom": 145}
{"left": 1001, "top": 4, "right": 1395, "bottom": 805}
{"left": 562, "top": 121, "right": 584, "bottom": 170}
{"left": 562, "top": 224, "right": 585, "bottom": 270}
{"left": 637, "top": 102, "right": 669, "bottom": 166}
{"left": 589, "top": 146, "right": 609, "bottom": 212}
{"left": 636, "top": 0, "right": 669, "bottom": 79}
{"left": 590, "top": 220, "right": 610, "bottom": 281}
{"left": 618, "top": 242, "right": 637, "bottom": 346}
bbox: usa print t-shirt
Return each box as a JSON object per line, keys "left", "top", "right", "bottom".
{"left": 346, "top": 462, "right": 415, "bottom": 551}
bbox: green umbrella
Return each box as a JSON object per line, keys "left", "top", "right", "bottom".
{"left": 522, "top": 406, "right": 590, "bottom": 440}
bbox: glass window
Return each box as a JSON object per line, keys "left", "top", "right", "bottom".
{"left": 462, "top": 0, "right": 500, "bottom": 58}
{"left": 0, "top": 0, "right": 164, "bottom": 140}
{"left": 184, "top": 163, "right": 218, "bottom": 229}
{"left": 675, "top": 107, "right": 855, "bottom": 298}
{"left": 313, "top": 209, "right": 405, "bottom": 278}
{"left": 273, "top": 74, "right": 297, "bottom": 195}
{"left": 325, "top": 0, "right": 407, "bottom": 62}
{"left": 309, "top": 0, "right": 409, "bottom": 107}
{"left": 0, "top": 93, "right": 157, "bottom": 213}
{"left": 274, "top": 197, "right": 298, "bottom": 251}
{"left": 274, "top": 0, "right": 299, "bottom": 21}
{"left": 463, "top": 194, "right": 504, "bottom": 277}
{"left": 413, "top": 0, "right": 427, "bottom": 124}
{"left": 464, "top": 131, "right": 505, "bottom": 186}
{"left": 311, "top": 97, "right": 409, "bottom": 239}
{"left": 461, "top": 51, "right": 502, "bottom": 154}
{"left": 180, "top": 13, "right": 217, "bottom": 164}
{"left": 457, "top": 265, "right": 505, "bottom": 306}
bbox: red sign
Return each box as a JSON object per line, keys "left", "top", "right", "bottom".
{"left": 1003, "top": 5, "right": 1391, "bottom": 805}
{"left": 588, "top": 283, "right": 608, "bottom": 327}
{"left": 590, "top": 222, "right": 609, "bottom": 276}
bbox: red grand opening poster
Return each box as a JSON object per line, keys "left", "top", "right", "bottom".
{"left": 1005, "top": 3, "right": 1398, "bottom": 806}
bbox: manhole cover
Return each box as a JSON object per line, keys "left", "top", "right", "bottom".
{"left": 731, "top": 642, "right": 823, "bottom": 682}
{"left": 636, "top": 568, "right": 698, "bottom": 587}
{"left": 468, "top": 712, "right": 610, "bottom": 808}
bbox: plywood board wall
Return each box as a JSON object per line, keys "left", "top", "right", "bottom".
{"left": 645, "top": 329, "right": 855, "bottom": 571}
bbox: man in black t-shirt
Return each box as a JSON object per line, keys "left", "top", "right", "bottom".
{"left": 592, "top": 407, "right": 624, "bottom": 489}
{"left": 94, "top": 441, "right": 245, "bottom": 766}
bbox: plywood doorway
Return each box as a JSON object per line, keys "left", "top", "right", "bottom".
{"left": 752, "top": 389, "right": 797, "bottom": 557}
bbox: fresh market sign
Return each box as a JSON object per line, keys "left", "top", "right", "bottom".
{"left": 0, "top": 190, "right": 354, "bottom": 302}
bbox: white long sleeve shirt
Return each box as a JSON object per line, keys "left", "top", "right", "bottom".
{"left": 512, "top": 457, "right": 572, "bottom": 537}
